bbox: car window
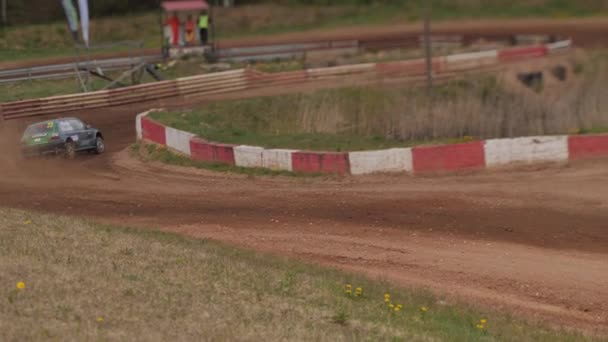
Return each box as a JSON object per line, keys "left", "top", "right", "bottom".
{"left": 58, "top": 119, "right": 84, "bottom": 132}
{"left": 58, "top": 120, "right": 75, "bottom": 132}
{"left": 24, "top": 121, "right": 55, "bottom": 136}
{"left": 69, "top": 119, "right": 85, "bottom": 130}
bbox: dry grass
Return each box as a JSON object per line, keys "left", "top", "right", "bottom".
{"left": 0, "top": 208, "right": 594, "bottom": 341}
{"left": 152, "top": 52, "right": 608, "bottom": 151}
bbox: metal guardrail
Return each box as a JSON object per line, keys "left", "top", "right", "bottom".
{"left": 0, "top": 55, "right": 163, "bottom": 84}
{"left": 0, "top": 40, "right": 571, "bottom": 122}
{"left": 1, "top": 33, "right": 557, "bottom": 84}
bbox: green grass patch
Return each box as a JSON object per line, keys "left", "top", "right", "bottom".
{"left": 131, "top": 142, "right": 321, "bottom": 178}
{"left": 579, "top": 127, "right": 608, "bottom": 135}
{"left": 0, "top": 207, "right": 596, "bottom": 340}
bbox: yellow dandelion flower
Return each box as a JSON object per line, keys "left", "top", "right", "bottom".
{"left": 394, "top": 306, "right": 401, "bottom": 312}
{"left": 476, "top": 324, "right": 484, "bottom": 330}
{"left": 16, "top": 281, "right": 25, "bottom": 290}
{"left": 96, "top": 317, "right": 104, "bottom": 322}
{"left": 480, "top": 319, "right": 487, "bottom": 324}
{"left": 421, "top": 306, "right": 428, "bottom": 312}
{"left": 345, "top": 284, "right": 352, "bottom": 289}
{"left": 355, "top": 287, "right": 362, "bottom": 296}
{"left": 397, "top": 304, "right": 403, "bottom": 309}
{"left": 389, "top": 304, "right": 394, "bottom": 309}
{"left": 24, "top": 220, "right": 32, "bottom": 225}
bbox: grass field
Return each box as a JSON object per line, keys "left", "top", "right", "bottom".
{"left": 149, "top": 55, "right": 608, "bottom": 151}
{"left": 0, "top": 208, "right": 594, "bottom": 341}
{"left": 1, "top": 1, "right": 607, "bottom": 62}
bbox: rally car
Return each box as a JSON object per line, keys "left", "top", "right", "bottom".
{"left": 21, "top": 118, "right": 105, "bottom": 159}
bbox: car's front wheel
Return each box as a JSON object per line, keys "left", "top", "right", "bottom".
{"left": 64, "top": 141, "right": 76, "bottom": 159}
{"left": 94, "top": 136, "right": 105, "bottom": 154}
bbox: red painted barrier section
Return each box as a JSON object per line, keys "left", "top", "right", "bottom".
{"left": 189, "top": 138, "right": 235, "bottom": 165}
{"left": 141, "top": 117, "right": 166, "bottom": 145}
{"left": 498, "top": 46, "right": 548, "bottom": 61}
{"left": 412, "top": 141, "right": 485, "bottom": 173}
{"left": 568, "top": 135, "right": 608, "bottom": 160}
{"left": 292, "top": 152, "right": 350, "bottom": 174}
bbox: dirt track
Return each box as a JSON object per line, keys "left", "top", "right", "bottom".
{"left": 2, "top": 18, "right": 608, "bottom": 70}
{"left": 1, "top": 86, "right": 608, "bottom": 335}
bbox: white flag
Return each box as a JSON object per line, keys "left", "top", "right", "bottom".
{"left": 78, "top": 0, "right": 90, "bottom": 46}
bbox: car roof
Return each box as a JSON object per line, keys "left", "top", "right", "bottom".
{"left": 55, "top": 117, "right": 81, "bottom": 122}
{"left": 27, "top": 117, "right": 81, "bottom": 126}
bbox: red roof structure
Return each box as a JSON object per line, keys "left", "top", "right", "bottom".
{"left": 161, "top": 0, "right": 209, "bottom": 12}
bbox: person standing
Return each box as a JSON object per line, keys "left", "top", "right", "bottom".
{"left": 198, "top": 11, "right": 209, "bottom": 45}
{"left": 185, "top": 15, "right": 196, "bottom": 46}
{"left": 168, "top": 13, "right": 180, "bottom": 46}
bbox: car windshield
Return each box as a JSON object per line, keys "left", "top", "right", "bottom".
{"left": 24, "top": 121, "right": 55, "bottom": 136}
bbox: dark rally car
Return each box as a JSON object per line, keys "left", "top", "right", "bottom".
{"left": 21, "top": 117, "right": 105, "bottom": 159}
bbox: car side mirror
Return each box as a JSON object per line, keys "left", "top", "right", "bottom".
{"left": 85, "top": 124, "right": 92, "bottom": 129}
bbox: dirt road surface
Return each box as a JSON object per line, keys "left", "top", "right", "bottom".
{"left": 2, "top": 18, "right": 608, "bottom": 70}
{"left": 1, "top": 91, "right": 607, "bottom": 335}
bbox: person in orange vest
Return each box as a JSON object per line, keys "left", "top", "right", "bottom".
{"left": 185, "top": 15, "right": 196, "bottom": 46}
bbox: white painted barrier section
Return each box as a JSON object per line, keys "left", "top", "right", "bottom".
{"left": 546, "top": 40, "right": 572, "bottom": 53}
{"left": 349, "top": 148, "right": 413, "bottom": 175}
{"left": 262, "top": 149, "right": 295, "bottom": 171}
{"left": 234, "top": 145, "right": 264, "bottom": 168}
{"left": 135, "top": 112, "right": 147, "bottom": 140}
{"left": 177, "top": 69, "right": 246, "bottom": 82}
{"left": 484, "top": 136, "right": 569, "bottom": 166}
{"left": 307, "top": 63, "right": 376, "bottom": 78}
{"left": 446, "top": 50, "right": 498, "bottom": 71}
{"left": 166, "top": 126, "right": 196, "bottom": 156}
{"left": 446, "top": 50, "right": 498, "bottom": 63}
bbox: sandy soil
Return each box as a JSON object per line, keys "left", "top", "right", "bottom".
{"left": 1, "top": 83, "right": 607, "bottom": 336}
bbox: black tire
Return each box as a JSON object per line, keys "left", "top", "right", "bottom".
{"left": 94, "top": 136, "right": 105, "bottom": 154}
{"left": 64, "top": 140, "right": 76, "bottom": 160}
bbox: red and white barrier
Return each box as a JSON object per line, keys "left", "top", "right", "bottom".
{"left": 141, "top": 116, "right": 167, "bottom": 146}
{"left": 568, "top": 135, "right": 608, "bottom": 161}
{"left": 234, "top": 145, "right": 264, "bottom": 168}
{"left": 292, "top": 151, "right": 350, "bottom": 175}
{"left": 166, "top": 126, "right": 196, "bottom": 156}
{"left": 135, "top": 111, "right": 149, "bottom": 140}
{"left": 307, "top": 63, "right": 376, "bottom": 79}
{"left": 262, "top": 149, "right": 296, "bottom": 171}
{"left": 349, "top": 148, "right": 412, "bottom": 175}
{"left": 445, "top": 50, "right": 498, "bottom": 71}
{"left": 412, "top": 141, "right": 486, "bottom": 173}
{"left": 190, "top": 138, "right": 236, "bottom": 165}
{"left": 498, "top": 45, "right": 549, "bottom": 62}
{"left": 484, "top": 136, "right": 568, "bottom": 166}
{"left": 547, "top": 40, "right": 572, "bottom": 54}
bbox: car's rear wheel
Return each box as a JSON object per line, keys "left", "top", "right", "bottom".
{"left": 64, "top": 141, "right": 76, "bottom": 159}
{"left": 94, "top": 136, "right": 105, "bottom": 154}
